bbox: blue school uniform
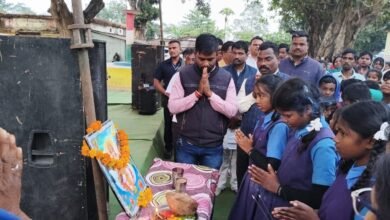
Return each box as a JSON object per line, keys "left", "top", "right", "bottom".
{"left": 355, "top": 208, "right": 369, "bottom": 220}
{"left": 318, "top": 164, "right": 366, "bottom": 220}
{"left": 229, "top": 111, "right": 289, "bottom": 220}
{"left": 233, "top": 118, "right": 338, "bottom": 219}
{"left": 252, "top": 112, "right": 289, "bottom": 158}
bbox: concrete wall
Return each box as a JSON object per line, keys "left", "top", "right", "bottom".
{"left": 0, "top": 14, "right": 127, "bottom": 62}
{"left": 92, "top": 31, "right": 126, "bottom": 62}
{"left": 0, "top": 14, "right": 57, "bottom": 36}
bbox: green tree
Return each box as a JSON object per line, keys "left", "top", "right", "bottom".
{"left": 263, "top": 31, "right": 290, "bottom": 46}
{"left": 49, "top": 0, "right": 105, "bottom": 37}
{"left": 180, "top": 0, "right": 211, "bottom": 17}
{"left": 164, "top": 9, "right": 223, "bottom": 39}
{"left": 0, "top": 0, "right": 34, "bottom": 14}
{"left": 145, "top": 21, "right": 160, "bottom": 40}
{"left": 195, "top": 0, "right": 211, "bottom": 17}
{"left": 219, "top": 8, "right": 234, "bottom": 41}
{"left": 270, "top": 0, "right": 388, "bottom": 58}
{"left": 96, "top": 0, "right": 126, "bottom": 23}
{"left": 232, "top": 1, "right": 267, "bottom": 41}
{"left": 353, "top": 5, "right": 390, "bottom": 54}
{"left": 133, "top": 0, "right": 159, "bottom": 40}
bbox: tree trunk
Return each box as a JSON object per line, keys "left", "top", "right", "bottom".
{"left": 128, "top": 0, "right": 138, "bottom": 10}
{"left": 49, "top": 0, "right": 73, "bottom": 37}
{"left": 49, "top": 0, "right": 105, "bottom": 37}
{"left": 135, "top": 27, "right": 146, "bottom": 40}
{"left": 315, "top": 0, "right": 385, "bottom": 59}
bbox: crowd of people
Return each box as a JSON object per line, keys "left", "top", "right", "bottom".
{"left": 1, "top": 30, "right": 390, "bottom": 219}
{"left": 153, "top": 31, "right": 390, "bottom": 220}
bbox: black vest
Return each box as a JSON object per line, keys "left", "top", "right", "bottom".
{"left": 177, "top": 64, "right": 232, "bottom": 147}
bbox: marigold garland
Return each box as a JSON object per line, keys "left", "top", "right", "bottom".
{"left": 81, "top": 121, "right": 130, "bottom": 170}
{"left": 137, "top": 187, "right": 153, "bottom": 207}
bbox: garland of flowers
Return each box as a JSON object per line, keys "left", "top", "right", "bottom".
{"left": 137, "top": 187, "right": 153, "bottom": 208}
{"left": 81, "top": 121, "right": 153, "bottom": 208}
{"left": 81, "top": 121, "right": 130, "bottom": 170}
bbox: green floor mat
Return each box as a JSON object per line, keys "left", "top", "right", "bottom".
{"left": 108, "top": 90, "right": 132, "bottom": 104}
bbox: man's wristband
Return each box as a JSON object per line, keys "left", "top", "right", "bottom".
{"left": 277, "top": 185, "right": 282, "bottom": 196}
{"left": 195, "top": 90, "right": 202, "bottom": 98}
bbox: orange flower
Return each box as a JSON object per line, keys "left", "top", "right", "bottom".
{"left": 138, "top": 187, "right": 153, "bottom": 207}
{"left": 121, "top": 145, "right": 129, "bottom": 150}
{"left": 118, "top": 130, "right": 126, "bottom": 137}
{"left": 81, "top": 145, "right": 89, "bottom": 156}
{"left": 120, "top": 140, "right": 128, "bottom": 146}
{"left": 101, "top": 159, "right": 109, "bottom": 166}
{"left": 101, "top": 153, "right": 111, "bottom": 164}
{"left": 86, "top": 127, "right": 94, "bottom": 134}
{"left": 89, "top": 149, "right": 98, "bottom": 158}
{"left": 96, "top": 151, "right": 104, "bottom": 160}
{"left": 108, "top": 159, "right": 117, "bottom": 168}
{"left": 115, "top": 160, "right": 124, "bottom": 169}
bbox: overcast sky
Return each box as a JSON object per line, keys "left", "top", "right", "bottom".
{"left": 11, "top": 0, "right": 280, "bottom": 32}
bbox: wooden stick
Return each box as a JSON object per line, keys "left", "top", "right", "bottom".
{"left": 70, "top": 0, "right": 108, "bottom": 219}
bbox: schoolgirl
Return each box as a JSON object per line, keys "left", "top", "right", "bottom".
{"left": 272, "top": 101, "right": 388, "bottom": 220}
{"left": 229, "top": 74, "right": 289, "bottom": 220}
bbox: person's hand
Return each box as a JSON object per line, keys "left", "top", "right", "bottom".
{"left": 201, "top": 67, "right": 212, "bottom": 97}
{"left": 272, "top": 201, "right": 320, "bottom": 220}
{"left": 198, "top": 76, "right": 204, "bottom": 95}
{"left": 248, "top": 164, "right": 280, "bottom": 193}
{"left": 0, "top": 128, "right": 27, "bottom": 218}
{"left": 235, "top": 129, "right": 253, "bottom": 154}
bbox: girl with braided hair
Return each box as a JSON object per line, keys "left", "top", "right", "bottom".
{"left": 235, "top": 78, "right": 338, "bottom": 219}
{"left": 364, "top": 154, "right": 390, "bottom": 220}
{"left": 229, "top": 74, "right": 289, "bottom": 220}
{"left": 272, "top": 100, "right": 388, "bottom": 220}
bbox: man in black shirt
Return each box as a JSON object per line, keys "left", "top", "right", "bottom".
{"left": 154, "top": 40, "right": 183, "bottom": 159}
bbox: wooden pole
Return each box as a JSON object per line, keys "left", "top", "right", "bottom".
{"left": 70, "top": 0, "right": 108, "bottom": 220}
{"left": 159, "top": 0, "right": 164, "bottom": 46}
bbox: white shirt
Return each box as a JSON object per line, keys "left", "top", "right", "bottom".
{"left": 237, "top": 78, "right": 256, "bottom": 113}
{"left": 332, "top": 71, "right": 365, "bottom": 83}
{"left": 246, "top": 54, "right": 258, "bottom": 70}
{"left": 223, "top": 128, "right": 237, "bottom": 150}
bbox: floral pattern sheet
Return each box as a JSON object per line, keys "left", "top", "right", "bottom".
{"left": 116, "top": 158, "right": 219, "bottom": 220}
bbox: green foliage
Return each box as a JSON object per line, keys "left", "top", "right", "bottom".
{"left": 263, "top": 31, "right": 290, "bottom": 45}
{"left": 232, "top": 1, "right": 267, "bottom": 41}
{"left": 145, "top": 21, "right": 160, "bottom": 40}
{"left": 219, "top": 8, "right": 234, "bottom": 17}
{"left": 0, "top": 0, "right": 34, "bottom": 14}
{"left": 195, "top": 0, "right": 211, "bottom": 17}
{"left": 96, "top": 0, "right": 127, "bottom": 24}
{"left": 135, "top": 0, "right": 159, "bottom": 28}
{"left": 164, "top": 9, "right": 223, "bottom": 39}
{"left": 354, "top": 5, "right": 390, "bottom": 54}
{"left": 219, "top": 8, "right": 234, "bottom": 40}
{"left": 270, "top": 0, "right": 320, "bottom": 32}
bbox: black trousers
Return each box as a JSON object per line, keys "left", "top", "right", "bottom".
{"left": 236, "top": 146, "right": 249, "bottom": 187}
{"left": 162, "top": 96, "right": 173, "bottom": 153}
